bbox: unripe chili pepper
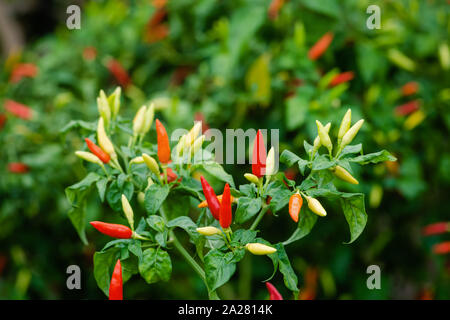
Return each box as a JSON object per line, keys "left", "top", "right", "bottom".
{"left": 75, "top": 151, "right": 104, "bottom": 167}
{"left": 245, "top": 243, "right": 277, "bottom": 255}
{"left": 196, "top": 226, "right": 222, "bottom": 236}
{"left": 97, "top": 118, "right": 117, "bottom": 160}
{"left": 109, "top": 259, "right": 123, "bottom": 300}
{"left": 289, "top": 192, "right": 303, "bottom": 223}
{"left": 197, "top": 194, "right": 235, "bottom": 208}
{"left": 155, "top": 119, "right": 171, "bottom": 164}
{"left": 219, "top": 183, "right": 232, "bottom": 229}
{"left": 191, "top": 135, "right": 205, "bottom": 155}
{"left": 305, "top": 195, "right": 327, "bottom": 217}
{"left": 8, "top": 162, "right": 29, "bottom": 174}
{"left": 308, "top": 32, "right": 333, "bottom": 60}
{"left": 106, "top": 58, "right": 131, "bottom": 89}
{"left": 121, "top": 195, "right": 134, "bottom": 231}
{"left": 404, "top": 110, "right": 425, "bottom": 130}
{"left": 129, "top": 156, "right": 144, "bottom": 165}
{"left": 265, "top": 147, "right": 276, "bottom": 176}
{"left": 341, "top": 119, "right": 364, "bottom": 149}
{"left": 338, "top": 109, "right": 352, "bottom": 143}
{"left": 395, "top": 100, "right": 419, "bottom": 116}
{"left": 329, "top": 71, "right": 354, "bottom": 87}
{"left": 401, "top": 82, "right": 419, "bottom": 96}
{"left": 142, "top": 104, "right": 155, "bottom": 134}
{"left": 142, "top": 153, "right": 160, "bottom": 175}
{"left": 244, "top": 173, "right": 260, "bottom": 184}
{"left": 85, "top": 138, "right": 110, "bottom": 164}
{"left": 97, "top": 90, "right": 111, "bottom": 127}
{"left": 332, "top": 166, "right": 359, "bottom": 184}
{"left": 200, "top": 176, "right": 221, "bottom": 220}
{"left": 9, "top": 63, "right": 38, "bottom": 83}
{"left": 316, "top": 120, "right": 332, "bottom": 154}
{"left": 265, "top": 282, "right": 283, "bottom": 300}
{"left": 432, "top": 241, "right": 450, "bottom": 255}
{"left": 90, "top": 221, "right": 133, "bottom": 239}
{"left": 312, "top": 122, "right": 330, "bottom": 156}
{"left": 132, "top": 106, "right": 147, "bottom": 136}
{"left": 109, "top": 87, "right": 121, "bottom": 119}
{"left": 422, "top": 222, "right": 449, "bottom": 236}
{"left": 187, "top": 122, "right": 202, "bottom": 146}
{"left": 252, "top": 130, "right": 266, "bottom": 178}
{"left": 4, "top": 100, "right": 32, "bottom": 120}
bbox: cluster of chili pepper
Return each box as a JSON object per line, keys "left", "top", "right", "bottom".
{"left": 422, "top": 222, "right": 450, "bottom": 255}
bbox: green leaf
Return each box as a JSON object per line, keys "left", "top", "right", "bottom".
{"left": 93, "top": 247, "right": 120, "bottom": 296}
{"left": 235, "top": 197, "right": 262, "bottom": 224}
{"left": 311, "top": 155, "right": 336, "bottom": 170}
{"left": 138, "top": 247, "right": 172, "bottom": 284}
{"left": 274, "top": 243, "right": 299, "bottom": 294}
{"left": 204, "top": 249, "right": 236, "bottom": 291}
{"left": 340, "top": 193, "right": 367, "bottom": 244}
{"left": 266, "top": 181, "right": 291, "bottom": 213}
{"left": 338, "top": 144, "right": 362, "bottom": 159}
{"left": 96, "top": 178, "right": 108, "bottom": 202}
{"left": 167, "top": 216, "right": 204, "bottom": 254}
{"left": 144, "top": 184, "right": 170, "bottom": 215}
{"left": 162, "top": 189, "right": 191, "bottom": 220}
{"left": 60, "top": 120, "right": 97, "bottom": 133}
{"left": 304, "top": 141, "right": 313, "bottom": 156}
{"left": 245, "top": 53, "right": 271, "bottom": 106}
{"left": 280, "top": 150, "right": 301, "bottom": 167}
{"left": 106, "top": 180, "right": 134, "bottom": 212}
{"left": 121, "top": 255, "right": 139, "bottom": 283}
{"left": 350, "top": 150, "right": 397, "bottom": 165}
{"left": 230, "top": 229, "right": 257, "bottom": 246}
{"left": 283, "top": 207, "right": 318, "bottom": 245}
{"left": 65, "top": 172, "right": 102, "bottom": 244}
{"left": 285, "top": 96, "right": 308, "bottom": 130}
{"left": 147, "top": 215, "right": 165, "bottom": 233}
{"left": 201, "top": 163, "right": 235, "bottom": 188}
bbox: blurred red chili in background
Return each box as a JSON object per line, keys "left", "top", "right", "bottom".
{"left": 422, "top": 222, "right": 449, "bottom": 236}
{"left": 145, "top": 8, "right": 169, "bottom": 44}
{"left": 0, "top": 113, "right": 7, "bottom": 129}
{"left": 268, "top": 0, "right": 285, "bottom": 20}
{"left": 329, "top": 71, "right": 354, "bottom": 87}
{"left": 432, "top": 242, "right": 450, "bottom": 255}
{"left": 8, "top": 162, "right": 29, "bottom": 174}
{"left": 308, "top": 32, "right": 333, "bottom": 60}
{"left": 395, "top": 100, "right": 420, "bottom": 116}
{"left": 4, "top": 100, "right": 32, "bottom": 120}
{"left": 106, "top": 58, "right": 131, "bottom": 89}
{"left": 82, "top": 46, "right": 97, "bottom": 61}
{"left": 9, "top": 63, "right": 38, "bottom": 83}
{"left": 401, "top": 82, "right": 419, "bottom": 96}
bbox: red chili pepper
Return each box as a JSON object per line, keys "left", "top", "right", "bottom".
{"left": 329, "top": 71, "right": 354, "bottom": 87}
{"left": 4, "top": 100, "right": 32, "bottom": 120}
{"left": 90, "top": 221, "right": 133, "bottom": 239}
{"left": 0, "top": 113, "right": 7, "bottom": 130}
{"left": 82, "top": 47, "right": 97, "bottom": 61}
{"left": 289, "top": 193, "right": 303, "bottom": 223}
{"left": 308, "top": 32, "right": 334, "bottom": 60}
{"left": 8, "top": 162, "right": 29, "bottom": 174}
{"left": 9, "top": 63, "right": 38, "bottom": 83}
{"left": 265, "top": 282, "right": 283, "bottom": 300}
{"left": 106, "top": 58, "right": 131, "bottom": 88}
{"left": 394, "top": 100, "right": 420, "bottom": 116}
{"left": 200, "top": 176, "right": 221, "bottom": 220}
{"left": 422, "top": 222, "right": 449, "bottom": 236}
{"left": 219, "top": 183, "right": 232, "bottom": 228}
{"left": 164, "top": 167, "right": 180, "bottom": 183}
{"left": 109, "top": 259, "right": 123, "bottom": 300}
{"left": 85, "top": 138, "right": 111, "bottom": 163}
{"left": 268, "top": 0, "right": 285, "bottom": 20}
{"left": 194, "top": 112, "right": 210, "bottom": 134}
{"left": 432, "top": 241, "right": 450, "bottom": 255}
{"left": 155, "top": 119, "right": 171, "bottom": 164}
{"left": 145, "top": 8, "right": 169, "bottom": 44}
{"left": 401, "top": 82, "right": 419, "bottom": 96}
{"left": 252, "top": 130, "right": 266, "bottom": 178}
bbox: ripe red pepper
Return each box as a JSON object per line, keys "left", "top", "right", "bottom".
{"left": 82, "top": 46, "right": 97, "bottom": 61}
{"left": 106, "top": 58, "right": 131, "bottom": 89}
{"left": 8, "top": 162, "right": 29, "bottom": 174}
{"left": 265, "top": 282, "right": 283, "bottom": 300}
{"left": 164, "top": 167, "right": 180, "bottom": 183}
{"left": 0, "top": 113, "right": 7, "bottom": 130}
{"left": 394, "top": 100, "right": 419, "bottom": 116}
{"left": 155, "top": 119, "right": 171, "bottom": 164}
{"left": 109, "top": 259, "right": 123, "bottom": 300}
{"left": 9, "top": 63, "right": 38, "bottom": 83}
{"left": 194, "top": 112, "right": 210, "bottom": 134}
{"left": 401, "top": 82, "right": 419, "bottom": 96}
{"left": 4, "top": 100, "right": 32, "bottom": 120}
{"left": 219, "top": 183, "right": 232, "bottom": 228}
{"left": 90, "top": 221, "right": 133, "bottom": 239}
{"left": 268, "top": 0, "right": 285, "bottom": 20}
{"left": 145, "top": 8, "right": 169, "bottom": 44}
{"left": 432, "top": 241, "right": 450, "bottom": 255}
{"left": 252, "top": 130, "right": 266, "bottom": 178}
{"left": 85, "top": 138, "right": 111, "bottom": 163}
{"left": 200, "top": 176, "right": 221, "bottom": 220}
{"left": 289, "top": 193, "right": 303, "bottom": 223}
{"left": 329, "top": 71, "right": 354, "bottom": 87}
{"left": 308, "top": 32, "right": 334, "bottom": 60}
{"left": 422, "top": 222, "right": 449, "bottom": 236}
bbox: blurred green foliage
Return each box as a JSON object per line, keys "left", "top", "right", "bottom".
{"left": 0, "top": 0, "right": 448, "bottom": 299}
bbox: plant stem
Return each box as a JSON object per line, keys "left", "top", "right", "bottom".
{"left": 250, "top": 204, "right": 269, "bottom": 231}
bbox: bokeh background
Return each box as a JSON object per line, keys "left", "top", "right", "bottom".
{"left": 0, "top": 0, "right": 449, "bottom": 299}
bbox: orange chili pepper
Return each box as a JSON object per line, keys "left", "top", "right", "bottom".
{"left": 308, "top": 32, "right": 333, "bottom": 60}
{"left": 289, "top": 193, "right": 303, "bottom": 223}
{"left": 155, "top": 119, "right": 171, "bottom": 164}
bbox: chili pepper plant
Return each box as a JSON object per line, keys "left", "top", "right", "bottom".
{"left": 65, "top": 89, "right": 395, "bottom": 299}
